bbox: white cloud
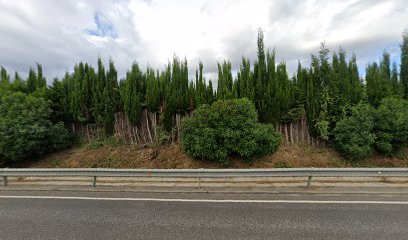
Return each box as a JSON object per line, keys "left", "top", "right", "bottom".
{"left": 0, "top": 0, "right": 406, "bottom": 83}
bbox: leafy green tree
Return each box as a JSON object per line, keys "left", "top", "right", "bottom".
{"left": 0, "top": 92, "right": 73, "bottom": 162}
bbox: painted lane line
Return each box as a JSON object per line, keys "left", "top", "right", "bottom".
{"left": 0, "top": 195, "right": 408, "bottom": 204}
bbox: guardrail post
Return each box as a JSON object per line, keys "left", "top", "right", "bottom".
{"left": 2, "top": 176, "right": 7, "bottom": 187}
{"left": 306, "top": 176, "right": 312, "bottom": 189}
{"left": 198, "top": 168, "right": 203, "bottom": 189}
{"left": 92, "top": 176, "right": 97, "bottom": 188}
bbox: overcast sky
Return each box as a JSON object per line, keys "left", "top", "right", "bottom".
{"left": 0, "top": 0, "right": 407, "bottom": 86}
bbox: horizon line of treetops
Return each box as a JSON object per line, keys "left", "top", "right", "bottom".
{"left": 1, "top": 29, "right": 408, "bottom": 141}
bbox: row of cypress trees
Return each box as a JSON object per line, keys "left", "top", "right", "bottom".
{"left": 1, "top": 30, "right": 408, "bottom": 142}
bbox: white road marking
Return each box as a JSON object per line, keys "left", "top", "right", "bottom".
{"left": 0, "top": 195, "right": 407, "bottom": 204}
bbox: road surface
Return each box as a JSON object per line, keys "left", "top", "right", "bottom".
{"left": 1, "top": 190, "right": 408, "bottom": 239}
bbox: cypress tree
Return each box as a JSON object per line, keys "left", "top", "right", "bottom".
{"left": 92, "top": 57, "right": 106, "bottom": 124}
{"left": 27, "top": 68, "right": 37, "bottom": 93}
{"left": 36, "top": 63, "right": 47, "bottom": 89}
{"left": 348, "top": 54, "right": 362, "bottom": 104}
{"left": 237, "top": 57, "right": 252, "bottom": 101}
{"left": 263, "top": 49, "right": 276, "bottom": 123}
{"left": 195, "top": 61, "right": 205, "bottom": 106}
{"left": 103, "top": 59, "right": 119, "bottom": 135}
{"left": 366, "top": 63, "right": 382, "bottom": 107}
{"left": 254, "top": 29, "right": 269, "bottom": 123}
{"left": 146, "top": 67, "right": 160, "bottom": 113}
{"left": 0, "top": 66, "right": 10, "bottom": 85}
{"left": 206, "top": 80, "right": 215, "bottom": 104}
{"left": 379, "top": 51, "right": 393, "bottom": 97}
{"left": 216, "top": 60, "right": 233, "bottom": 100}
{"left": 123, "top": 63, "right": 142, "bottom": 126}
{"left": 10, "top": 71, "right": 25, "bottom": 92}
{"left": 401, "top": 32, "right": 408, "bottom": 99}
{"left": 390, "top": 63, "right": 402, "bottom": 97}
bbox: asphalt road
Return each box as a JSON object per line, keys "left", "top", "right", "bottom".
{"left": 1, "top": 191, "right": 408, "bottom": 240}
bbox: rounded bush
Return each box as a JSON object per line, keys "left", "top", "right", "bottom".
{"left": 0, "top": 92, "right": 74, "bottom": 162}
{"left": 334, "top": 103, "right": 376, "bottom": 160}
{"left": 181, "top": 98, "right": 282, "bottom": 163}
{"left": 374, "top": 98, "right": 408, "bottom": 155}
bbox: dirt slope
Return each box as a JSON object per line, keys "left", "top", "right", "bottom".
{"left": 11, "top": 143, "right": 407, "bottom": 169}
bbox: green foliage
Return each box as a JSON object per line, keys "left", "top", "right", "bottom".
{"left": 366, "top": 52, "right": 393, "bottom": 107}
{"left": 122, "top": 63, "right": 143, "bottom": 126}
{"left": 0, "top": 92, "right": 73, "bottom": 162}
{"left": 2, "top": 29, "right": 408, "bottom": 164}
{"left": 146, "top": 67, "right": 160, "bottom": 113}
{"left": 401, "top": 31, "right": 408, "bottom": 100}
{"left": 103, "top": 59, "right": 120, "bottom": 135}
{"left": 374, "top": 98, "right": 408, "bottom": 155}
{"left": 216, "top": 60, "right": 233, "bottom": 100}
{"left": 334, "top": 103, "right": 376, "bottom": 160}
{"left": 181, "top": 98, "right": 282, "bottom": 163}
{"left": 156, "top": 126, "right": 171, "bottom": 145}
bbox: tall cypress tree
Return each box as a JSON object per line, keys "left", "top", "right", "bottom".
{"left": 401, "top": 32, "right": 408, "bottom": 99}
{"left": 92, "top": 57, "right": 106, "bottom": 124}
{"left": 348, "top": 54, "right": 362, "bottom": 104}
{"left": 206, "top": 80, "right": 215, "bottom": 104}
{"left": 146, "top": 67, "right": 160, "bottom": 113}
{"left": 216, "top": 60, "right": 233, "bottom": 100}
{"left": 366, "top": 63, "right": 382, "bottom": 107}
{"left": 123, "top": 63, "right": 142, "bottom": 126}
{"left": 27, "top": 68, "right": 37, "bottom": 93}
{"left": 391, "top": 63, "right": 402, "bottom": 97}
{"left": 103, "top": 59, "right": 119, "bottom": 135}
{"left": 36, "top": 63, "right": 47, "bottom": 89}
{"left": 264, "top": 49, "right": 276, "bottom": 123}
{"left": 0, "top": 66, "right": 10, "bottom": 85}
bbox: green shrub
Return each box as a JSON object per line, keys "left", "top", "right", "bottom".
{"left": 0, "top": 92, "right": 74, "bottom": 162}
{"left": 334, "top": 103, "right": 376, "bottom": 160}
{"left": 181, "top": 98, "right": 282, "bottom": 163}
{"left": 156, "top": 126, "right": 171, "bottom": 145}
{"left": 374, "top": 98, "right": 408, "bottom": 155}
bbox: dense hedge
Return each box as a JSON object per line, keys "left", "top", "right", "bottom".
{"left": 0, "top": 92, "right": 74, "bottom": 162}
{"left": 181, "top": 98, "right": 281, "bottom": 163}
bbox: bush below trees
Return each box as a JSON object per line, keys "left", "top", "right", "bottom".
{"left": 181, "top": 98, "right": 282, "bottom": 163}
{"left": 0, "top": 92, "right": 74, "bottom": 163}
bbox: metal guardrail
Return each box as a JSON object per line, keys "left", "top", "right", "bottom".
{"left": 1, "top": 168, "right": 408, "bottom": 188}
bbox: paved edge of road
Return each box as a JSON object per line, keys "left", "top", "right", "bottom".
{"left": 1, "top": 195, "right": 408, "bottom": 204}
{"left": 2, "top": 185, "right": 408, "bottom": 195}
